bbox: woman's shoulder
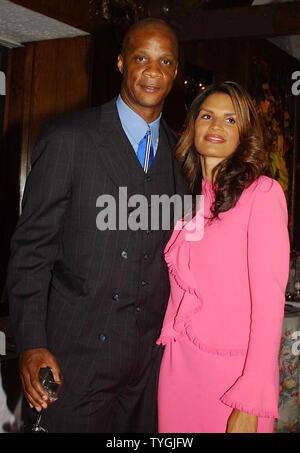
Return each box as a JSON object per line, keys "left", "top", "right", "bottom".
{"left": 244, "top": 175, "right": 285, "bottom": 199}
{"left": 242, "top": 176, "right": 287, "bottom": 221}
{"left": 237, "top": 176, "right": 286, "bottom": 214}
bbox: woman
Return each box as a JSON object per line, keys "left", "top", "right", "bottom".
{"left": 157, "top": 81, "right": 290, "bottom": 433}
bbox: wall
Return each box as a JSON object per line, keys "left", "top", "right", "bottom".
{"left": 0, "top": 34, "right": 93, "bottom": 295}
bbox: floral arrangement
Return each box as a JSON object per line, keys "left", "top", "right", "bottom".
{"left": 275, "top": 329, "right": 300, "bottom": 433}
{"left": 251, "top": 57, "right": 293, "bottom": 197}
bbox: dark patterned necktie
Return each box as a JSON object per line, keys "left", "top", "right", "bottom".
{"left": 137, "top": 126, "right": 154, "bottom": 172}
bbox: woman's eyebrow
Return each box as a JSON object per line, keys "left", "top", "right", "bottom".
{"left": 200, "top": 108, "right": 236, "bottom": 116}
{"left": 199, "top": 108, "right": 213, "bottom": 113}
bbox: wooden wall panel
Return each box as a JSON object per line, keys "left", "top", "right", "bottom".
{"left": 0, "top": 35, "right": 92, "bottom": 294}
{"left": 0, "top": 45, "right": 34, "bottom": 295}
{"left": 27, "top": 35, "right": 92, "bottom": 161}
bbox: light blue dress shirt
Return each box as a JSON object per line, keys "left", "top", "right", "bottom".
{"left": 116, "top": 94, "right": 161, "bottom": 156}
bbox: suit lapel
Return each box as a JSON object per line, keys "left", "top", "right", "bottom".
{"left": 91, "top": 99, "right": 189, "bottom": 198}
{"left": 92, "top": 99, "right": 144, "bottom": 193}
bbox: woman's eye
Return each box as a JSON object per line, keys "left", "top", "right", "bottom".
{"left": 226, "top": 117, "right": 236, "bottom": 124}
{"left": 136, "top": 56, "right": 146, "bottom": 62}
{"left": 201, "top": 114, "right": 211, "bottom": 119}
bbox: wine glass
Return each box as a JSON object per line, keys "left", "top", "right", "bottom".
{"left": 23, "top": 367, "right": 62, "bottom": 433}
{"left": 294, "top": 281, "right": 300, "bottom": 301}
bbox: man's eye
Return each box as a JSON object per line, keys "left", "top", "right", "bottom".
{"left": 136, "top": 56, "right": 146, "bottom": 62}
{"left": 162, "top": 59, "right": 171, "bottom": 65}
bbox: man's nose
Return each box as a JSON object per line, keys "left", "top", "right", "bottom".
{"left": 143, "top": 61, "right": 163, "bottom": 78}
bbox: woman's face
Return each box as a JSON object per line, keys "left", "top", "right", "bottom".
{"left": 194, "top": 92, "right": 240, "bottom": 160}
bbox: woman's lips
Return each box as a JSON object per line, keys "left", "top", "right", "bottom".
{"left": 205, "top": 134, "right": 225, "bottom": 143}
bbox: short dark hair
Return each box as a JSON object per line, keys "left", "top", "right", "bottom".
{"left": 121, "top": 18, "right": 178, "bottom": 57}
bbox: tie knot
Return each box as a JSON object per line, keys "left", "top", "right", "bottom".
{"left": 143, "top": 127, "right": 151, "bottom": 141}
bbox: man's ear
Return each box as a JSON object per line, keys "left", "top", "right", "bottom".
{"left": 117, "top": 54, "right": 124, "bottom": 74}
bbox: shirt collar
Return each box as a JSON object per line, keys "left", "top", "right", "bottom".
{"left": 116, "top": 94, "right": 161, "bottom": 146}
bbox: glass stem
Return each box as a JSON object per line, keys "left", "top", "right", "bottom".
{"left": 34, "top": 412, "right": 42, "bottom": 427}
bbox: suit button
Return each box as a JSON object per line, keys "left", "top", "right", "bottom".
{"left": 141, "top": 280, "right": 148, "bottom": 286}
{"left": 99, "top": 334, "right": 107, "bottom": 342}
{"left": 143, "top": 253, "right": 150, "bottom": 260}
{"left": 121, "top": 251, "right": 128, "bottom": 259}
{"left": 146, "top": 176, "right": 152, "bottom": 182}
{"left": 112, "top": 293, "right": 119, "bottom": 301}
{"left": 136, "top": 306, "right": 141, "bottom": 312}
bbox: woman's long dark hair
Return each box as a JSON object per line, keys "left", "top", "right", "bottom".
{"left": 176, "top": 81, "right": 267, "bottom": 220}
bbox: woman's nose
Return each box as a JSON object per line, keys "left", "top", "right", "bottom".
{"left": 209, "top": 117, "right": 224, "bottom": 131}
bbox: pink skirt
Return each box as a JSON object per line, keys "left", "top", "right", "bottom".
{"left": 158, "top": 335, "right": 275, "bottom": 433}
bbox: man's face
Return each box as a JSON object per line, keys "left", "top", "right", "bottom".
{"left": 117, "top": 25, "right": 178, "bottom": 119}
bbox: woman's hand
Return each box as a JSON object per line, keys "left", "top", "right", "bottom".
{"left": 226, "top": 408, "right": 258, "bottom": 433}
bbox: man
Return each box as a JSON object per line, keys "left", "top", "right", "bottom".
{"left": 7, "top": 18, "right": 188, "bottom": 433}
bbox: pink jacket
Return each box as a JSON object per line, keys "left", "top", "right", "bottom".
{"left": 157, "top": 176, "right": 290, "bottom": 417}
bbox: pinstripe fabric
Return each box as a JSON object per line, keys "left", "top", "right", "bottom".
{"left": 7, "top": 98, "right": 189, "bottom": 432}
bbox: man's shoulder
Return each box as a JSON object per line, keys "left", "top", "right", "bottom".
{"left": 39, "top": 98, "right": 117, "bottom": 140}
{"left": 160, "top": 118, "right": 180, "bottom": 145}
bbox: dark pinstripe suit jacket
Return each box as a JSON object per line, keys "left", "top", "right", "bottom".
{"left": 7, "top": 98, "right": 188, "bottom": 389}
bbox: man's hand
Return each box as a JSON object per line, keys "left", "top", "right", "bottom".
{"left": 19, "top": 348, "right": 62, "bottom": 412}
{"left": 226, "top": 408, "right": 258, "bottom": 433}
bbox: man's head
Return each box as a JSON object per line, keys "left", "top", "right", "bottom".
{"left": 117, "top": 18, "right": 179, "bottom": 122}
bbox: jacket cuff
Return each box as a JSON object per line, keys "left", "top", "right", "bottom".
{"left": 220, "top": 375, "right": 280, "bottom": 418}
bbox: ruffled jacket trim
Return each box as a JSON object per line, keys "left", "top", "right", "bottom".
{"left": 164, "top": 253, "right": 200, "bottom": 298}
{"left": 158, "top": 253, "right": 248, "bottom": 357}
{"left": 220, "top": 393, "right": 279, "bottom": 419}
{"left": 157, "top": 321, "right": 248, "bottom": 357}
{"left": 184, "top": 323, "right": 248, "bottom": 357}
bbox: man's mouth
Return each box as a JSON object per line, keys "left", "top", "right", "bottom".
{"left": 140, "top": 85, "right": 161, "bottom": 93}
